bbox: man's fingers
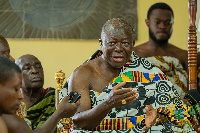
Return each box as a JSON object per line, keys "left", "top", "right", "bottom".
{"left": 112, "top": 82, "right": 126, "bottom": 91}
{"left": 142, "top": 126, "right": 146, "bottom": 131}
{"left": 123, "top": 93, "right": 138, "bottom": 103}
{"left": 145, "top": 105, "right": 153, "bottom": 110}
{"left": 73, "top": 100, "right": 80, "bottom": 107}
{"left": 142, "top": 126, "right": 150, "bottom": 131}
{"left": 145, "top": 105, "right": 155, "bottom": 115}
{"left": 66, "top": 96, "right": 70, "bottom": 100}
{"left": 60, "top": 96, "right": 69, "bottom": 102}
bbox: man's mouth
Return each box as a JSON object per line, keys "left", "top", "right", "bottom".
{"left": 32, "top": 77, "right": 41, "bottom": 82}
{"left": 113, "top": 57, "right": 124, "bottom": 62}
{"left": 157, "top": 31, "right": 167, "bottom": 34}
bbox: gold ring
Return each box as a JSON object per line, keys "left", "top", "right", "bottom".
{"left": 122, "top": 99, "right": 126, "bottom": 104}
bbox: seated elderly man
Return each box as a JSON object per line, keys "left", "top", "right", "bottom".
{"left": 15, "top": 54, "right": 56, "bottom": 129}
{"left": 59, "top": 18, "right": 194, "bottom": 132}
{"left": 0, "top": 57, "right": 23, "bottom": 133}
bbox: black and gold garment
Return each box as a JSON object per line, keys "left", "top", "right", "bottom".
{"left": 146, "top": 56, "right": 188, "bottom": 98}
{"left": 17, "top": 87, "right": 56, "bottom": 130}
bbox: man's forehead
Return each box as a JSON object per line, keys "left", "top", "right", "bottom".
{"left": 105, "top": 24, "right": 131, "bottom": 31}
{"left": 19, "top": 56, "right": 41, "bottom": 66}
{"left": 105, "top": 26, "right": 131, "bottom": 33}
{"left": 151, "top": 9, "right": 173, "bottom": 18}
{"left": 104, "top": 27, "right": 132, "bottom": 39}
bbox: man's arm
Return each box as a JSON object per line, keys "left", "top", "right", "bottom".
{"left": 68, "top": 68, "right": 138, "bottom": 130}
{"left": 3, "top": 114, "right": 32, "bottom": 133}
{"left": 142, "top": 105, "right": 157, "bottom": 131}
{"left": 2, "top": 96, "right": 79, "bottom": 133}
{"left": 3, "top": 110, "right": 61, "bottom": 133}
{"left": 0, "top": 117, "right": 8, "bottom": 133}
{"left": 71, "top": 82, "right": 137, "bottom": 130}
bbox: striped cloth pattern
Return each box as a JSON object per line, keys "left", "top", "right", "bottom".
{"left": 26, "top": 87, "right": 56, "bottom": 129}
{"left": 93, "top": 115, "right": 144, "bottom": 131}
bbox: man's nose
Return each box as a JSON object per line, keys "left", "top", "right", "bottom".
{"left": 159, "top": 22, "right": 166, "bottom": 29}
{"left": 115, "top": 42, "right": 123, "bottom": 52}
{"left": 31, "top": 66, "right": 39, "bottom": 74}
{"left": 18, "top": 88, "right": 24, "bottom": 100}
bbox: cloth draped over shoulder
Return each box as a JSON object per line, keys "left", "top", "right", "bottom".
{"left": 59, "top": 50, "right": 195, "bottom": 133}
{"left": 16, "top": 87, "right": 56, "bottom": 130}
{"left": 146, "top": 56, "right": 188, "bottom": 98}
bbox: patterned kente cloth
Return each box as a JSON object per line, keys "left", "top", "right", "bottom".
{"left": 16, "top": 102, "right": 32, "bottom": 129}
{"left": 59, "top": 51, "right": 195, "bottom": 133}
{"left": 146, "top": 56, "right": 188, "bottom": 98}
{"left": 17, "top": 87, "right": 56, "bottom": 130}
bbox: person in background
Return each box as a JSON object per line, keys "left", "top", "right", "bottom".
{"left": 133, "top": 2, "right": 188, "bottom": 98}
{"left": 0, "top": 56, "right": 23, "bottom": 133}
{"left": 133, "top": 3, "right": 200, "bottom": 131}
{"left": 0, "top": 35, "right": 15, "bottom": 61}
{"left": 15, "top": 54, "right": 57, "bottom": 129}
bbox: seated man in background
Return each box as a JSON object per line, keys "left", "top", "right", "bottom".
{"left": 14, "top": 54, "right": 56, "bottom": 129}
{"left": 133, "top": 2, "right": 188, "bottom": 98}
{"left": 0, "top": 36, "right": 80, "bottom": 133}
{"left": 0, "top": 56, "right": 23, "bottom": 133}
{"left": 59, "top": 18, "right": 191, "bottom": 132}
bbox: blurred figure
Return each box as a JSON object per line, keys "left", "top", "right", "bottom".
{"left": 0, "top": 56, "right": 23, "bottom": 133}
{"left": 0, "top": 35, "right": 15, "bottom": 62}
{"left": 133, "top": 2, "right": 188, "bottom": 97}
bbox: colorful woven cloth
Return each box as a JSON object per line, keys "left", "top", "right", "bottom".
{"left": 60, "top": 51, "right": 195, "bottom": 133}
{"left": 146, "top": 56, "right": 188, "bottom": 98}
{"left": 17, "top": 87, "right": 56, "bottom": 130}
{"left": 16, "top": 102, "right": 32, "bottom": 129}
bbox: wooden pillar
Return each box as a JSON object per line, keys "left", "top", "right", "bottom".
{"left": 188, "top": 0, "right": 197, "bottom": 90}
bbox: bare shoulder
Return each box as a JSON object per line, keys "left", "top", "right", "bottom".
{"left": 2, "top": 114, "right": 31, "bottom": 133}
{"left": 133, "top": 43, "right": 149, "bottom": 57}
{"left": 170, "top": 44, "right": 187, "bottom": 53}
{"left": 68, "top": 59, "right": 100, "bottom": 112}
{"left": 169, "top": 44, "right": 188, "bottom": 70}
{"left": 0, "top": 117, "right": 8, "bottom": 133}
{"left": 133, "top": 43, "right": 148, "bottom": 51}
{"left": 69, "top": 58, "right": 99, "bottom": 92}
{"left": 169, "top": 44, "right": 188, "bottom": 57}
{"left": 71, "top": 59, "right": 96, "bottom": 81}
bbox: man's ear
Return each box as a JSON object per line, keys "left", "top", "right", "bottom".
{"left": 132, "top": 41, "right": 135, "bottom": 47}
{"left": 99, "top": 39, "right": 102, "bottom": 47}
{"left": 145, "top": 19, "right": 150, "bottom": 27}
{"left": 99, "top": 39, "right": 104, "bottom": 52}
{"left": 131, "top": 41, "right": 135, "bottom": 51}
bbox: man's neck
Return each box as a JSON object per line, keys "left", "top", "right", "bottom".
{"left": 23, "top": 88, "right": 43, "bottom": 99}
{"left": 99, "top": 57, "right": 121, "bottom": 77}
{"left": 22, "top": 88, "right": 43, "bottom": 108}
{"left": 148, "top": 38, "right": 169, "bottom": 49}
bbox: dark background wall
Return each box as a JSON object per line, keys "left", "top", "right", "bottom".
{"left": 0, "top": 0, "right": 138, "bottom": 39}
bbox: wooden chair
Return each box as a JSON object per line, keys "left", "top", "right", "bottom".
{"left": 187, "top": 0, "right": 200, "bottom": 131}
{"left": 188, "top": 0, "right": 198, "bottom": 91}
